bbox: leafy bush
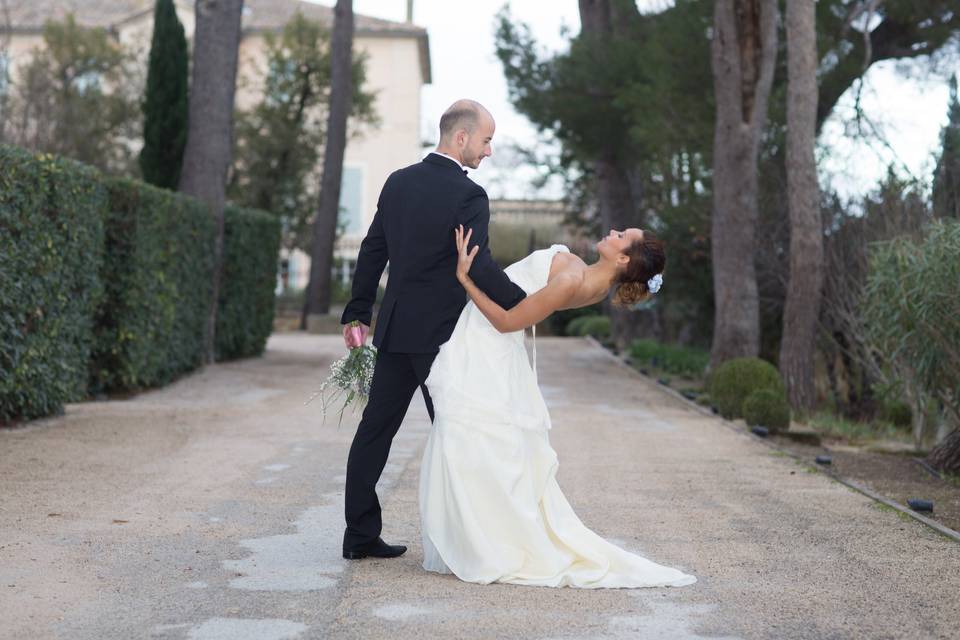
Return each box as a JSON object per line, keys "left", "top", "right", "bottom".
{"left": 551, "top": 302, "right": 602, "bottom": 336}
{"left": 0, "top": 147, "right": 107, "bottom": 422}
{"left": 565, "top": 314, "right": 611, "bottom": 338}
{"left": 864, "top": 220, "right": 960, "bottom": 441}
{"left": 1, "top": 142, "right": 280, "bottom": 423}
{"left": 216, "top": 205, "right": 281, "bottom": 360}
{"left": 881, "top": 400, "right": 913, "bottom": 428}
{"left": 630, "top": 339, "right": 710, "bottom": 378}
{"left": 742, "top": 388, "right": 791, "bottom": 432}
{"left": 89, "top": 178, "right": 215, "bottom": 393}
{"left": 709, "top": 357, "right": 785, "bottom": 420}
{"left": 580, "top": 315, "right": 611, "bottom": 338}
{"left": 565, "top": 315, "right": 590, "bottom": 336}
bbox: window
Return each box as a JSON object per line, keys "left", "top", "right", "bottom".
{"left": 0, "top": 52, "right": 8, "bottom": 97}
{"left": 338, "top": 166, "right": 363, "bottom": 235}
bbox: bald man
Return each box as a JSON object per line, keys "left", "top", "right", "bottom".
{"left": 339, "top": 99, "right": 527, "bottom": 559}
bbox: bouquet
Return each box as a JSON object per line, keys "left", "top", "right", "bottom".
{"left": 305, "top": 322, "right": 376, "bottom": 426}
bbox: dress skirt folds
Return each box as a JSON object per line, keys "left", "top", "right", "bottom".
{"left": 419, "top": 245, "right": 697, "bottom": 588}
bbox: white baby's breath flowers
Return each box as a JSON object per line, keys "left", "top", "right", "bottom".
{"left": 306, "top": 345, "right": 377, "bottom": 426}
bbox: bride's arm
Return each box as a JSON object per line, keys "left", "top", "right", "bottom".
{"left": 455, "top": 226, "right": 578, "bottom": 333}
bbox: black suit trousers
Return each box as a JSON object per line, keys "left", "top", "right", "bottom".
{"left": 342, "top": 349, "right": 436, "bottom": 551}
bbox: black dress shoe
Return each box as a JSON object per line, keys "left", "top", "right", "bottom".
{"left": 342, "top": 537, "right": 407, "bottom": 560}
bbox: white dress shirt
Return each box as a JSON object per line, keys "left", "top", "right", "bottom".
{"left": 430, "top": 151, "right": 466, "bottom": 172}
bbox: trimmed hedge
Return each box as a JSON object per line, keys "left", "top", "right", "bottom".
{"left": 89, "top": 178, "right": 216, "bottom": 393}
{"left": 216, "top": 205, "right": 281, "bottom": 361}
{"left": 742, "top": 388, "right": 791, "bottom": 432}
{"left": 709, "top": 357, "right": 785, "bottom": 420}
{"left": 0, "top": 147, "right": 107, "bottom": 422}
{"left": 1, "top": 143, "right": 279, "bottom": 423}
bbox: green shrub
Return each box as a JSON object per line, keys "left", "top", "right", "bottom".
{"left": 629, "top": 339, "right": 709, "bottom": 378}
{"left": 742, "top": 388, "right": 791, "bottom": 432}
{"left": 0, "top": 146, "right": 107, "bottom": 422}
{"left": 216, "top": 205, "right": 281, "bottom": 361}
{"left": 89, "top": 178, "right": 215, "bottom": 392}
{"left": 1, "top": 143, "right": 282, "bottom": 422}
{"left": 565, "top": 315, "right": 589, "bottom": 336}
{"left": 864, "top": 220, "right": 960, "bottom": 439}
{"left": 880, "top": 400, "right": 912, "bottom": 428}
{"left": 709, "top": 357, "right": 785, "bottom": 420}
{"left": 565, "top": 314, "right": 610, "bottom": 338}
{"left": 552, "top": 302, "right": 602, "bottom": 336}
{"left": 579, "top": 315, "right": 611, "bottom": 338}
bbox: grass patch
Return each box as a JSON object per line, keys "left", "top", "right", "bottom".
{"left": 805, "top": 411, "right": 911, "bottom": 445}
{"left": 871, "top": 502, "right": 915, "bottom": 523}
{"left": 942, "top": 473, "right": 960, "bottom": 488}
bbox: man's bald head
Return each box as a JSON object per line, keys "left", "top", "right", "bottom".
{"left": 438, "top": 99, "right": 493, "bottom": 143}
{"left": 436, "top": 99, "right": 495, "bottom": 170}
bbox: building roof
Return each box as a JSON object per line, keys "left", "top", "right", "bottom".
{"left": 1, "top": 0, "right": 431, "bottom": 82}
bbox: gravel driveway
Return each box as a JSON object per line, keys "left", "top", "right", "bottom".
{"left": 1, "top": 334, "right": 956, "bottom": 639}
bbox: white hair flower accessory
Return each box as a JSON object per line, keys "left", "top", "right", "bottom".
{"left": 647, "top": 273, "right": 663, "bottom": 294}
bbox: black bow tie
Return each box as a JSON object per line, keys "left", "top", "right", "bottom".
{"left": 462, "top": 169, "right": 468, "bottom": 175}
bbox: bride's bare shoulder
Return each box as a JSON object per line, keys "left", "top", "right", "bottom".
{"left": 548, "top": 250, "right": 585, "bottom": 277}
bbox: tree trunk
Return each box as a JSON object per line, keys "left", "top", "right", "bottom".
{"left": 779, "top": 0, "right": 822, "bottom": 412}
{"left": 302, "top": 0, "right": 354, "bottom": 327}
{"left": 579, "top": 0, "right": 647, "bottom": 352}
{"left": 927, "top": 429, "right": 960, "bottom": 474}
{"left": 178, "top": 0, "right": 244, "bottom": 362}
{"left": 708, "top": 0, "right": 778, "bottom": 369}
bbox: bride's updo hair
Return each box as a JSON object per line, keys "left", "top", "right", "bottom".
{"left": 612, "top": 232, "right": 665, "bottom": 307}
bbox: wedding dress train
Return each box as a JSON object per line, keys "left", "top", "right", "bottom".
{"left": 419, "top": 244, "right": 697, "bottom": 588}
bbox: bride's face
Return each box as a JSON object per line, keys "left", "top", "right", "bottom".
{"left": 597, "top": 228, "right": 644, "bottom": 266}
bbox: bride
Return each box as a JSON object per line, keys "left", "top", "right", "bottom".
{"left": 419, "top": 224, "right": 697, "bottom": 589}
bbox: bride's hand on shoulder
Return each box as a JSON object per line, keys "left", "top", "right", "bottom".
{"left": 455, "top": 224, "right": 479, "bottom": 283}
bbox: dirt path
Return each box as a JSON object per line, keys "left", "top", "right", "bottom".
{"left": 1, "top": 334, "right": 957, "bottom": 639}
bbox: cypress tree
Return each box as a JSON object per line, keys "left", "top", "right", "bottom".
{"left": 139, "top": 0, "right": 189, "bottom": 189}
{"left": 933, "top": 74, "right": 960, "bottom": 219}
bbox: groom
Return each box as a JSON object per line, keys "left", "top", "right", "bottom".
{"left": 339, "top": 99, "right": 527, "bottom": 559}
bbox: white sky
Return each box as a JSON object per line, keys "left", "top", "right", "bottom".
{"left": 307, "top": 0, "right": 956, "bottom": 202}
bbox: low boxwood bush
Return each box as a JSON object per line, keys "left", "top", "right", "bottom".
{"left": 565, "top": 314, "right": 611, "bottom": 338}
{"left": 709, "top": 357, "right": 785, "bottom": 420}
{"left": 0, "top": 147, "right": 107, "bottom": 422}
{"left": 552, "top": 302, "right": 602, "bottom": 336}
{"left": 216, "top": 205, "right": 281, "bottom": 361}
{"left": 89, "top": 178, "right": 216, "bottom": 393}
{"left": 629, "top": 339, "right": 709, "bottom": 378}
{"left": 742, "top": 388, "right": 791, "bottom": 432}
{"left": 580, "top": 315, "right": 611, "bottom": 338}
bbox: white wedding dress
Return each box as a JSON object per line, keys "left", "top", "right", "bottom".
{"left": 419, "top": 244, "right": 697, "bottom": 588}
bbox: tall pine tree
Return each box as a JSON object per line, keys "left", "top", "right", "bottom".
{"left": 139, "top": 0, "right": 189, "bottom": 188}
{"left": 933, "top": 74, "right": 960, "bottom": 219}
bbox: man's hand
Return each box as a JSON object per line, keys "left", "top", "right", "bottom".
{"left": 343, "top": 321, "right": 370, "bottom": 349}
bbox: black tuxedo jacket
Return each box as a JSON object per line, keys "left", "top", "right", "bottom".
{"left": 340, "top": 153, "right": 527, "bottom": 353}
